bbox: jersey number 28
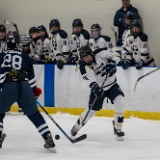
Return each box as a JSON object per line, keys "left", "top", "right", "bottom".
{"left": 1, "top": 54, "right": 22, "bottom": 70}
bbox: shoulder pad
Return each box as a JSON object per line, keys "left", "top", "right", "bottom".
{"left": 81, "top": 29, "right": 90, "bottom": 40}
{"left": 100, "top": 35, "right": 111, "bottom": 42}
{"left": 139, "top": 33, "right": 148, "bottom": 41}
{"left": 58, "top": 30, "right": 68, "bottom": 38}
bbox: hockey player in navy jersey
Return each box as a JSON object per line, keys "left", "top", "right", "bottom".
{"left": 70, "top": 45, "right": 125, "bottom": 141}
{"left": 0, "top": 31, "right": 56, "bottom": 151}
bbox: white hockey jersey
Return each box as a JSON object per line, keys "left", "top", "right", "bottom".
{"left": 70, "top": 29, "right": 90, "bottom": 59}
{"left": 30, "top": 39, "right": 42, "bottom": 56}
{"left": 89, "top": 35, "right": 112, "bottom": 52}
{"left": 0, "top": 40, "right": 7, "bottom": 53}
{"left": 123, "top": 32, "right": 155, "bottom": 66}
{"left": 49, "top": 30, "right": 70, "bottom": 61}
{"left": 80, "top": 49, "right": 117, "bottom": 91}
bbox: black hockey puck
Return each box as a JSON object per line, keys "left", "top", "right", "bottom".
{"left": 55, "top": 134, "right": 60, "bottom": 140}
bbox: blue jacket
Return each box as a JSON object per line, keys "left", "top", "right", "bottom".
{"left": 114, "top": 5, "right": 139, "bottom": 46}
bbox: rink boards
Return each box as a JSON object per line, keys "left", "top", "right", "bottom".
{"left": 10, "top": 64, "right": 160, "bottom": 120}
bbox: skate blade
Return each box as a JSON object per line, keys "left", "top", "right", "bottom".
{"left": 116, "top": 136, "right": 124, "bottom": 141}
{"left": 47, "top": 147, "right": 57, "bottom": 153}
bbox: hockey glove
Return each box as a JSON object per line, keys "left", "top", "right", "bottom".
{"left": 34, "top": 87, "right": 42, "bottom": 99}
{"left": 121, "top": 59, "right": 131, "bottom": 70}
{"left": 106, "top": 59, "right": 117, "bottom": 77}
{"left": 135, "top": 60, "right": 143, "bottom": 70}
{"left": 90, "top": 82, "right": 104, "bottom": 97}
{"left": 68, "top": 57, "right": 77, "bottom": 64}
{"left": 57, "top": 57, "right": 68, "bottom": 69}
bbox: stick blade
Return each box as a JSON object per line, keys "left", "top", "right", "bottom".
{"left": 70, "top": 134, "right": 87, "bottom": 143}
{"left": 4, "top": 20, "right": 14, "bottom": 25}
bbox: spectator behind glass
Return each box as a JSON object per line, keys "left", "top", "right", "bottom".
{"left": 113, "top": 0, "right": 139, "bottom": 46}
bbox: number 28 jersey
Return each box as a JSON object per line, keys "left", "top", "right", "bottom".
{"left": 0, "top": 49, "right": 36, "bottom": 89}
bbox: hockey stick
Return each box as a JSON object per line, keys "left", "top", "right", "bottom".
{"left": 82, "top": 73, "right": 110, "bottom": 126}
{"left": 4, "top": 20, "right": 19, "bottom": 35}
{"left": 36, "top": 100, "right": 87, "bottom": 143}
{"left": 110, "top": 26, "right": 117, "bottom": 46}
{"left": 134, "top": 67, "right": 160, "bottom": 92}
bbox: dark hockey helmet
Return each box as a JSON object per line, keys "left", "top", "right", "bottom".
{"left": 0, "top": 24, "right": 6, "bottom": 32}
{"left": 20, "top": 36, "right": 30, "bottom": 47}
{"left": 132, "top": 19, "right": 142, "bottom": 28}
{"left": 49, "top": 19, "right": 60, "bottom": 28}
{"left": 72, "top": 18, "right": 83, "bottom": 27}
{"left": 29, "top": 27, "right": 38, "bottom": 35}
{"left": 123, "top": 12, "right": 138, "bottom": 28}
{"left": 131, "top": 19, "right": 142, "bottom": 35}
{"left": 37, "top": 25, "right": 47, "bottom": 32}
{"left": 90, "top": 23, "right": 102, "bottom": 31}
{"left": 6, "top": 31, "right": 20, "bottom": 44}
{"left": 79, "top": 45, "right": 93, "bottom": 60}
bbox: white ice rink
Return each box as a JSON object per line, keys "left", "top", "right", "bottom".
{"left": 1, "top": 113, "right": 160, "bottom": 160}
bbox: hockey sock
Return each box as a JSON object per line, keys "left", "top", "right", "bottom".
{"left": 75, "top": 109, "right": 97, "bottom": 130}
{"left": 0, "top": 113, "right": 5, "bottom": 136}
{"left": 114, "top": 96, "right": 125, "bottom": 130}
{"left": 27, "top": 112, "right": 50, "bottom": 139}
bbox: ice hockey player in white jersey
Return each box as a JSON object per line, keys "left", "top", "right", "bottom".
{"left": 29, "top": 27, "right": 43, "bottom": 63}
{"left": 0, "top": 25, "right": 7, "bottom": 53}
{"left": 88, "top": 23, "right": 121, "bottom": 64}
{"left": 37, "top": 25, "right": 55, "bottom": 63}
{"left": 20, "top": 35, "right": 35, "bottom": 59}
{"left": 120, "top": 19, "right": 155, "bottom": 70}
{"left": 89, "top": 23, "right": 112, "bottom": 52}
{"left": 70, "top": 45, "right": 125, "bottom": 141}
{"left": 121, "top": 12, "right": 138, "bottom": 48}
{"left": 49, "top": 19, "right": 70, "bottom": 69}
{"left": 69, "top": 18, "right": 90, "bottom": 63}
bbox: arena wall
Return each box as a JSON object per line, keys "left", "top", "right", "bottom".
{"left": 11, "top": 64, "right": 160, "bottom": 120}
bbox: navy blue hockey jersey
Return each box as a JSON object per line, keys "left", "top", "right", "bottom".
{"left": 0, "top": 49, "right": 36, "bottom": 89}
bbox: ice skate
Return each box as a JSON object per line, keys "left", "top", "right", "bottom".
{"left": 112, "top": 121, "right": 124, "bottom": 141}
{"left": 44, "top": 133, "right": 57, "bottom": 153}
{"left": 0, "top": 133, "right": 7, "bottom": 149}
{"left": 70, "top": 125, "right": 79, "bottom": 137}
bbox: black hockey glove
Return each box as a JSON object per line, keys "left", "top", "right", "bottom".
{"left": 135, "top": 60, "right": 143, "bottom": 70}
{"left": 121, "top": 59, "right": 131, "bottom": 70}
{"left": 90, "top": 82, "right": 104, "bottom": 97}
{"left": 68, "top": 57, "right": 76, "bottom": 64}
{"left": 57, "top": 57, "right": 68, "bottom": 69}
{"left": 106, "top": 59, "right": 117, "bottom": 77}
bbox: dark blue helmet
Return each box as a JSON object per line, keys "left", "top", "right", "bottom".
{"left": 79, "top": 45, "right": 93, "bottom": 60}
{"left": 123, "top": 12, "right": 138, "bottom": 28}
{"left": 29, "top": 27, "right": 38, "bottom": 35}
{"left": 37, "top": 25, "right": 47, "bottom": 32}
{"left": 132, "top": 19, "right": 142, "bottom": 28}
{"left": 72, "top": 18, "right": 83, "bottom": 27}
{"left": 90, "top": 23, "right": 101, "bottom": 31}
{"left": 0, "top": 25, "right": 6, "bottom": 32}
{"left": 6, "top": 31, "right": 20, "bottom": 44}
{"left": 49, "top": 19, "right": 60, "bottom": 28}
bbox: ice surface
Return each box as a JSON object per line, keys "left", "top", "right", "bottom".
{"left": 1, "top": 113, "right": 160, "bottom": 160}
